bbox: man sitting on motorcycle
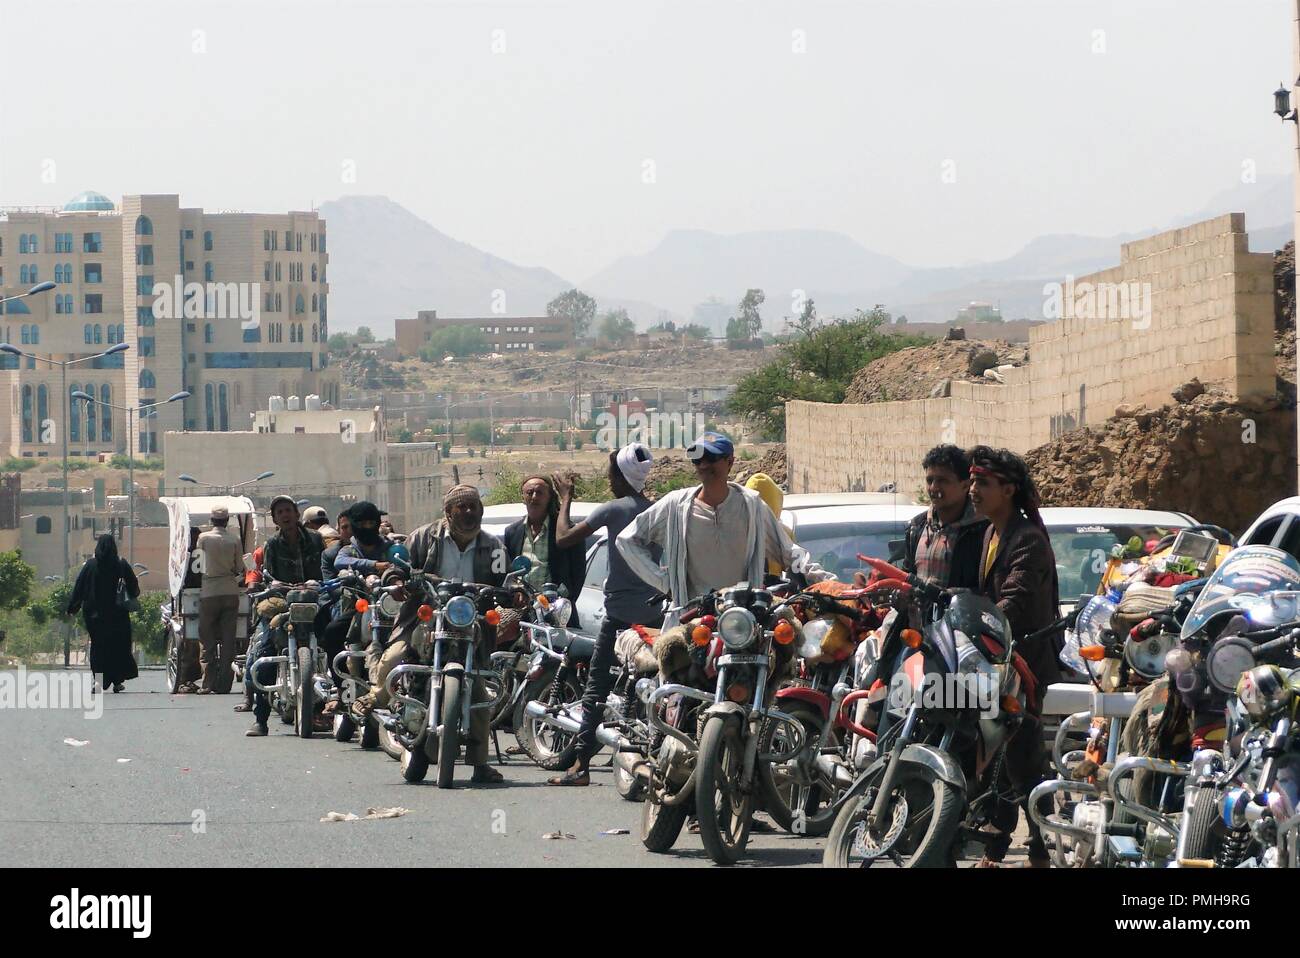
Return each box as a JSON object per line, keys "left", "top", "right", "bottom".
{"left": 353, "top": 484, "right": 508, "bottom": 784}
{"left": 245, "top": 496, "right": 327, "bottom": 737}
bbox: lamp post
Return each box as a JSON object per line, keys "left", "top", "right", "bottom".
{"left": 2, "top": 304, "right": 123, "bottom": 667}
{"left": 72, "top": 389, "right": 188, "bottom": 565}
{"left": 177, "top": 470, "right": 274, "bottom": 496}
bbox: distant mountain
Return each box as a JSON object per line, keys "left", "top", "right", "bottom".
{"left": 318, "top": 195, "right": 572, "bottom": 337}
{"left": 582, "top": 228, "right": 913, "bottom": 327}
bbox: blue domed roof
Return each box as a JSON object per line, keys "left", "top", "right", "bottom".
{"left": 63, "top": 191, "right": 116, "bottom": 212}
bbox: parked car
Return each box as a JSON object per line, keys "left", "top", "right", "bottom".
{"left": 1238, "top": 497, "right": 1300, "bottom": 562}
{"left": 478, "top": 501, "right": 601, "bottom": 540}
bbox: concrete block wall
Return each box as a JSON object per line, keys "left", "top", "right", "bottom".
{"left": 788, "top": 214, "right": 1278, "bottom": 494}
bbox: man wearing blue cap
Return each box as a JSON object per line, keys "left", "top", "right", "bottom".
{"left": 616, "top": 431, "right": 832, "bottom": 617}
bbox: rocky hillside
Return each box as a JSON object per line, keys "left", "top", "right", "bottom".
{"left": 1025, "top": 380, "right": 1295, "bottom": 533}
{"left": 843, "top": 338, "right": 1028, "bottom": 404}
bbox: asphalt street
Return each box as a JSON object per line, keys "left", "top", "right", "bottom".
{"left": 1, "top": 669, "right": 1028, "bottom": 868}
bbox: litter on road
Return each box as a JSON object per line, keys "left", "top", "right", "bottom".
{"left": 63, "top": 738, "right": 88, "bottom": 747}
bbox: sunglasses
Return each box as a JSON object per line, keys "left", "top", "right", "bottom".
{"left": 692, "top": 451, "right": 725, "bottom": 464}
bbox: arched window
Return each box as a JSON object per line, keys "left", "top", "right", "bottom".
{"left": 30, "top": 234, "right": 38, "bottom": 252}
{"left": 54, "top": 264, "right": 63, "bottom": 284}
{"left": 29, "top": 323, "right": 38, "bottom": 344}
{"left": 101, "top": 384, "right": 112, "bottom": 441}
{"left": 35, "top": 516, "right": 51, "bottom": 534}
{"left": 311, "top": 323, "right": 318, "bottom": 342}
{"left": 36, "top": 384, "right": 48, "bottom": 438}
{"left": 20, "top": 265, "right": 29, "bottom": 284}
{"left": 135, "top": 215, "right": 153, "bottom": 235}
{"left": 218, "top": 383, "right": 229, "bottom": 431}
{"left": 204, "top": 323, "right": 213, "bottom": 343}
{"left": 84, "top": 385, "right": 96, "bottom": 442}
{"left": 204, "top": 383, "right": 215, "bottom": 431}
{"left": 93, "top": 324, "right": 102, "bottom": 344}
{"left": 69, "top": 386, "right": 80, "bottom": 441}
{"left": 21, "top": 384, "right": 32, "bottom": 442}
{"left": 139, "top": 368, "right": 156, "bottom": 390}
{"left": 19, "top": 235, "right": 28, "bottom": 255}
{"left": 294, "top": 294, "right": 305, "bottom": 315}
{"left": 107, "top": 324, "right": 117, "bottom": 345}
{"left": 311, "top": 294, "right": 318, "bottom": 313}
{"left": 203, "top": 230, "right": 213, "bottom": 251}
{"left": 311, "top": 263, "right": 317, "bottom": 282}
{"left": 7, "top": 300, "right": 29, "bottom": 314}
{"left": 84, "top": 324, "right": 92, "bottom": 344}
{"left": 204, "top": 262, "right": 214, "bottom": 282}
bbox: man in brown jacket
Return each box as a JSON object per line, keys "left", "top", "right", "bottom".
{"left": 196, "top": 506, "right": 246, "bottom": 694}
{"left": 968, "top": 445, "right": 1061, "bottom": 868}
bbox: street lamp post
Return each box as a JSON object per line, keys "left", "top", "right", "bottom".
{"left": 72, "top": 389, "right": 188, "bottom": 565}
{"left": 0, "top": 283, "right": 112, "bottom": 667}
{"left": 177, "top": 470, "right": 274, "bottom": 496}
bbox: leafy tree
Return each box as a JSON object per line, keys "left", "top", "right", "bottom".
{"left": 466, "top": 420, "right": 492, "bottom": 445}
{"left": 729, "top": 306, "right": 927, "bottom": 439}
{"left": 737, "top": 288, "right": 765, "bottom": 338}
{"left": 547, "top": 289, "right": 598, "bottom": 340}
{"left": 130, "top": 591, "right": 169, "bottom": 657}
{"left": 396, "top": 428, "right": 413, "bottom": 443}
{"left": 0, "top": 550, "right": 35, "bottom": 611}
{"left": 355, "top": 326, "right": 376, "bottom": 344}
{"left": 647, "top": 320, "right": 677, "bottom": 333}
{"left": 441, "top": 441, "right": 451, "bottom": 456}
{"left": 683, "top": 323, "right": 711, "bottom": 339}
{"left": 420, "top": 325, "right": 488, "bottom": 359}
{"left": 596, "top": 308, "right": 635, "bottom": 346}
{"left": 327, "top": 332, "right": 351, "bottom": 351}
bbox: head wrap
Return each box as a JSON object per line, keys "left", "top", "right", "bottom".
{"left": 443, "top": 484, "right": 481, "bottom": 510}
{"left": 443, "top": 484, "right": 484, "bottom": 536}
{"left": 615, "top": 442, "right": 654, "bottom": 492}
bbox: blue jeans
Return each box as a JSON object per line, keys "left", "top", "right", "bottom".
{"left": 247, "top": 625, "right": 279, "bottom": 726}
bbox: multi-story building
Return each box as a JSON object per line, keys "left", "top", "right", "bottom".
{"left": 0, "top": 191, "right": 339, "bottom": 459}
{"left": 394, "top": 309, "right": 574, "bottom": 356}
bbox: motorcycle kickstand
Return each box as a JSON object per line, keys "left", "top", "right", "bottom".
{"left": 492, "top": 728, "right": 504, "bottom": 766}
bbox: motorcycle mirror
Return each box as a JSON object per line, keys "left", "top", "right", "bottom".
{"left": 511, "top": 555, "right": 532, "bottom": 574}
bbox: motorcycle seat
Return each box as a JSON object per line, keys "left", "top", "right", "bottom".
{"left": 565, "top": 635, "right": 597, "bottom": 663}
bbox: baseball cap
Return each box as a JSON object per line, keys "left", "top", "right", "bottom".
{"left": 685, "top": 431, "right": 735, "bottom": 460}
{"left": 210, "top": 506, "right": 230, "bottom": 521}
{"left": 302, "top": 506, "right": 328, "bottom": 525}
{"left": 346, "top": 501, "right": 386, "bottom": 525}
{"left": 269, "top": 495, "right": 297, "bottom": 515}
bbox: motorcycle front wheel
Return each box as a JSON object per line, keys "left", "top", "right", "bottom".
{"left": 401, "top": 736, "right": 430, "bottom": 783}
{"left": 641, "top": 793, "right": 689, "bottom": 852}
{"left": 695, "top": 714, "right": 755, "bottom": 866}
{"left": 756, "top": 703, "right": 839, "bottom": 836}
{"left": 294, "top": 646, "right": 315, "bottom": 739}
{"left": 515, "top": 674, "right": 583, "bottom": 770}
{"left": 437, "top": 672, "right": 463, "bottom": 789}
{"left": 823, "top": 760, "right": 962, "bottom": 868}
{"left": 278, "top": 660, "right": 294, "bottom": 725}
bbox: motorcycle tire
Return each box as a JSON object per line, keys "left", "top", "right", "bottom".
{"left": 333, "top": 712, "right": 356, "bottom": 743}
{"left": 515, "top": 675, "right": 583, "bottom": 771}
{"left": 437, "top": 672, "right": 463, "bottom": 789}
{"left": 360, "top": 713, "right": 381, "bottom": 750}
{"left": 640, "top": 794, "right": 689, "bottom": 853}
{"left": 165, "top": 630, "right": 182, "bottom": 694}
{"left": 695, "top": 714, "right": 755, "bottom": 866}
{"left": 295, "top": 646, "right": 315, "bottom": 739}
{"left": 278, "top": 660, "right": 294, "bottom": 725}
{"left": 379, "top": 725, "right": 403, "bottom": 761}
{"left": 613, "top": 758, "right": 646, "bottom": 802}
{"left": 822, "top": 761, "right": 962, "bottom": 868}
{"left": 401, "top": 737, "right": 430, "bottom": 783}
{"left": 755, "top": 703, "right": 837, "bottom": 837}
{"left": 1180, "top": 787, "right": 1220, "bottom": 862}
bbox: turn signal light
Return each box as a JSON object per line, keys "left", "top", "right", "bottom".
{"left": 692, "top": 625, "right": 712, "bottom": 646}
{"left": 485, "top": 608, "right": 502, "bottom": 626}
{"left": 1080, "top": 645, "right": 1107, "bottom": 662}
{"left": 727, "top": 683, "right": 751, "bottom": 703}
{"left": 773, "top": 621, "right": 795, "bottom": 645}
{"left": 1001, "top": 695, "right": 1022, "bottom": 714}
{"left": 537, "top": 595, "right": 551, "bottom": 609}
{"left": 417, "top": 604, "right": 434, "bottom": 622}
{"left": 354, "top": 598, "right": 369, "bottom": 614}
{"left": 901, "top": 628, "right": 923, "bottom": 650}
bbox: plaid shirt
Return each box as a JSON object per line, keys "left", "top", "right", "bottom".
{"left": 914, "top": 502, "right": 979, "bottom": 588}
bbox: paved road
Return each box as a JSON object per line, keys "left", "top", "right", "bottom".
{"left": 1, "top": 669, "right": 1028, "bottom": 868}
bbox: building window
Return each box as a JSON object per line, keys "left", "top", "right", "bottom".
{"left": 275, "top": 293, "right": 282, "bottom": 313}
{"left": 263, "top": 229, "right": 270, "bottom": 251}
{"left": 54, "top": 264, "right": 65, "bottom": 284}
{"left": 311, "top": 323, "right": 318, "bottom": 342}
{"left": 55, "top": 232, "right": 72, "bottom": 253}
{"left": 84, "top": 263, "right": 102, "bottom": 284}
{"left": 137, "top": 306, "right": 155, "bottom": 326}
{"left": 205, "top": 262, "right": 214, "bottom": 282}
{"left": 83, "top": 232, "right": 102, "bottom": 253}
{"left": 136, "top": 275, "right": 154, "bottom": 295}
{"left": 140, "top": 336, "right": 155, "bottom": 357}
{"left": 204, "top": 322, "right": 213, "bottom": 343}
{"left": 136, "top": 245, "right": 153, "bottom": 266}
{"left": 203, "top": 230, "right": 213, "bottom": 251}
{"left": 218, "top": 383, "right": 229, "bottom": 431}
{"left": 94, "top": 324, "right": 103, "bottom": 344}
{"left": 84, "top": 385, "right": 96, "bottom": 442}
{"left": 243, "top": 325, "right": 261, "bottom": 343}
{"left": 311, "top": 263, "right": 317, "bottom": 282}
{"left": 20, "top": 265, "right": 29, "bottom": 284}
{"left": 205, "top": 383, "right": 215, "bottom": 431}
{"left": 311, "top": 233, "right": 317, "bottom": 252}
{"left": 19, "top": 235, "right": 28, "bottom": 254}
{"left": 69, "top": 386, "right": 80, "bottom": 441}
{"left": 264, "top": 262, "right": 271, "bottom": 282}
{"left": 285, "top": 230, "right": 292, "bottom": 249}
{"left": 135, "top": 215, "right": 153, "bottom": 235}
{"left": 101, "top": 384, "right": 112, "bottom": 441}
{"left": 21, "top": 384, "right": 32, "bottom": 442}
{"left": 84, "top": 324, "right": 93, "bottom": 344}
{"left": 84, "top": 294, "right": 103, "bottom": 314}
{"left": 295, "top": 294, "right": 305, "bottom": 315}
{"left": 311, "top": 293, "right": 318, "bottom": 313}
{"left": 35, "top": 516, "right": 51, "bottom": 534}
{"left": 139, "top": 368, "right": 156, "bottom": 390}
{"left": 107, "top": 323, "right": 118, "bottom": 344}
{"left": 275, "top": 262, "right": 281, "bottom": 281}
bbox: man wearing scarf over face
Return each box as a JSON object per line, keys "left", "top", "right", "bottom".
{"left": 354, "top": 484, "right": 508, "bottom": 784}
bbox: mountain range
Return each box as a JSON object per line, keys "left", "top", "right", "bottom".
{"left": 321, "top": 174, "right": 1294, "bottom": 336}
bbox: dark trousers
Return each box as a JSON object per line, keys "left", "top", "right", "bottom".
{"left": 249, "top": 628, "right": 277, "bottom": 725}
{"left": 988, "top": 711, "right": 1051, "bottom": 861}
{"left": 572, "top": 616, "right": 630, "bottom": 763}
{"left": 318, "top": 609, "right": 352, "bottom": 689}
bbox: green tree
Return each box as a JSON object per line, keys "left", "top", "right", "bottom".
{"left": 355, "top": 326, "right": 376, "bottom": 344}
{"left": 466, "top": 420, "right": 492, "bottom": 445}
{"left": 130, "top": 592, "right": 169, "bottom": 657}
{"left": 547, "top": 288, "right": 598, "bottom": 340}
{"left": 396, "top": 428, "right": 414, "bottom": 443}
{"left": 596, "top": 308, "right": 635, "bottom": 346}
{"left": 729, "top": 306, "right": 927, "bottom": 439}
{"left": 737, "top": 288, "right": 765, "bottom": 338}
{"left": 0, "top": 550, "right": 36, "bottom": 611}
{"left": 327, "top": 332, "right": 351, "bottom": 352}
{"left": 683, "top": 323, "right": 711, "bottom": 339}
{"left": 420, "top": 325, "right": 488, "bottom": 359}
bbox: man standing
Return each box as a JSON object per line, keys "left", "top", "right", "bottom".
{"left": 617, "top": 432, "right": 831, "bottom": 616}
{"left": 900, "top": 444, "right": 988, "bottom": 591}
{"left": 548, "top": 443, "right": 657, "bottom": 786}
{"left": 356, "top": 485, "right": 507, "bottom": 784}
{"left": 503, "top": 475, "right": 587, "bottom": 624}
{"left": 246, "top": 496, "right": 326, "bottom": 737}
{"left": 196, "top": 506, "right": 245, "bottom": 695}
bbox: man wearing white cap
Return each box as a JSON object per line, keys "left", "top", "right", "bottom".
{"left": 196, "top": 506, "right": 245, "bottom": 694}
{"left": 548, "top": 442, "right": 658, "bottom": 786}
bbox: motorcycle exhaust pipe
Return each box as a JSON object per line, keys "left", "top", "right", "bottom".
{"left": 813, "top": 753, "right": 855, "bottom": 789}
{"left": 594, "top": 724, "right": 628, "bottom": 750}
{"left": 523, "top": 699, "right": 582, "bottom": 735}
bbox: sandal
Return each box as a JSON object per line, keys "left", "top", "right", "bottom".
{"left": 546, "top": 769, "right": 590, "bottom": 786}
{"left": 233, "top": 701, "right": 253, "bottom": 712}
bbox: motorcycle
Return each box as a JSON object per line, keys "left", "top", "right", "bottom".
{"left": 248, "top": 579, "right": 330, "bottom": 739}
{"left": 382, "top": 559, "right": 533, "bottom": 786}
{"left": 329, "top": 569, "right": 404, "bottom": 751}
{"left": 822, "top": 556, "right": 1069, "bottom": 868}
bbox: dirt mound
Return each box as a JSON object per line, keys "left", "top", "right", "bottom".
{"left": 733, "top": 444, "right": 787, "bottom": 487}
{"left": 844, "top": 339, "right": 1028, "bottom": 403}
{"left": 1025, "top": 381, "right": 1295, "bottom": 532}
{"left": 640, "top": 443, "right": 788, "bottom": 495}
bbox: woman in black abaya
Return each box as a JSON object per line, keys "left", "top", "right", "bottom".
{"left": 66, "top": 534, "right": 141, "bottom": 693}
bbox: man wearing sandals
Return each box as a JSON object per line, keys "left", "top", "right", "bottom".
{"left": 196, "top": 506, "right": 245, "bottom": 695}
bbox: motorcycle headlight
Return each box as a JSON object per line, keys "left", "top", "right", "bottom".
{"left": 1124, "top": 631, "right": 1175, "bottom": 681}
{"left": 1206, "top": 636, "right": 1256, "bottom": 694}
{"left": 718, "top": 607, "right": 757, "bottom": 650}
{"left": 377, "top": 592, "right": 403, "bottom": 620}
{"left": 445, "top": 594, "right": 477, "bottom": 630}
{"left": 549, "top": 597, "right": 573, "bottom": 627}
{"left": 1237, "top": 664, "right": 1294, "bottom": 721}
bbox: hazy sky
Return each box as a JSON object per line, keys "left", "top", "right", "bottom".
{"left": 1, "top": 0, "right": 1293, "bottom": 281}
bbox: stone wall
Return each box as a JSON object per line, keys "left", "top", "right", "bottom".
{"left": 788, "top": 214, "right": 1278, "bottom": 495}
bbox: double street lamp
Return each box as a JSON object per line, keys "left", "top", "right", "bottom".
{"left": 177, "top": 470, "right": 275, "bottom": 496}
{"left": 71, "top": 388, "right": 189, "bottom": 565}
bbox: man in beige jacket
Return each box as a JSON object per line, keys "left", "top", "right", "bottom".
{"left": 196, "top": 506, "right": 246, "bottom": 694}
